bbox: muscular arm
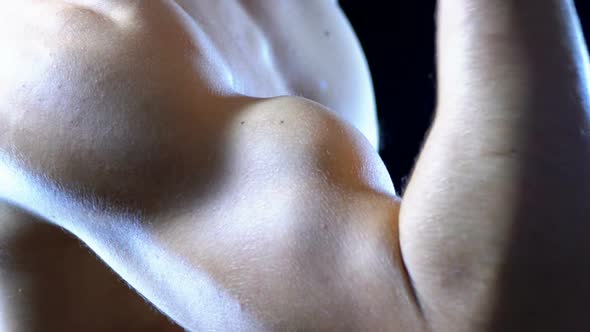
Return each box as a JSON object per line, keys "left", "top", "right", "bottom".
{"left": 401, "top": 0, "right": 590, "bottom": 331}
{"left": 5, "top": 0, "right": 590, "bottom": 331}
{"left": 0, "top": 1, "right": 423, "bottom": 330}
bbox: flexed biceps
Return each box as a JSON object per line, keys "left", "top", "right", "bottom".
{"left": 0, "top": 1, "right": 589, "bottom": 331}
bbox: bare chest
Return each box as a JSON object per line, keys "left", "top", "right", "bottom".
{"left": 173, "top": 0, "right": 379, "bottom": 149}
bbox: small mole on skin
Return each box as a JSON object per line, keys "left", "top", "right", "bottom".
{"left": 324, "top": 30, "right": 330, "bottom": 37}
{"left": 241, "top": 121, "right": 245, "bottom": 125}
{"left": 280, "top": 120, "right": 284, "bottom": 124}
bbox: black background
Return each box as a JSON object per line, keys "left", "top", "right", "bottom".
{"left": 339, "top": 1, "right": 590, "bottom": 196}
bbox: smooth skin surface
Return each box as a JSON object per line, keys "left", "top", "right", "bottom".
{"left": 1, "top": 0, "right": 590, "bottom": 331}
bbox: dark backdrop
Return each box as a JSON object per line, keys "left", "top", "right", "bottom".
{"left": 339, "top": 1, "right": 590, "bottom": 196}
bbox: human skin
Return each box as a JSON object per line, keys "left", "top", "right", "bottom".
{"left": 1, "top": 0, "right": 590, "bottom": 331}
{"left": 2, "top": 1, "right": 402, "bottom": 331}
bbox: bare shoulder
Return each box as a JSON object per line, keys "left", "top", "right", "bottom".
{"left": 0, "top": 4, "right": 425, "bottom": 329}
{"left": 0, "top": 1, "right": 392, "bottom": 217}
{"left": 0, "top": 0, "right": 233, "bottom": 214}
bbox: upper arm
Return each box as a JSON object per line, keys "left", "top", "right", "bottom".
{"left": 0, "top": 3, "right": 414, "bottom": 330}
{"left": 0, "top": 0, "right": 394, "bottom": 218}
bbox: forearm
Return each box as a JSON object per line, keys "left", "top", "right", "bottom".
{"left": 401, "top": 0, "right": 590, "bottom": 330}
{"left": 438, "top": 0, "right": 589, "bottom": 120}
